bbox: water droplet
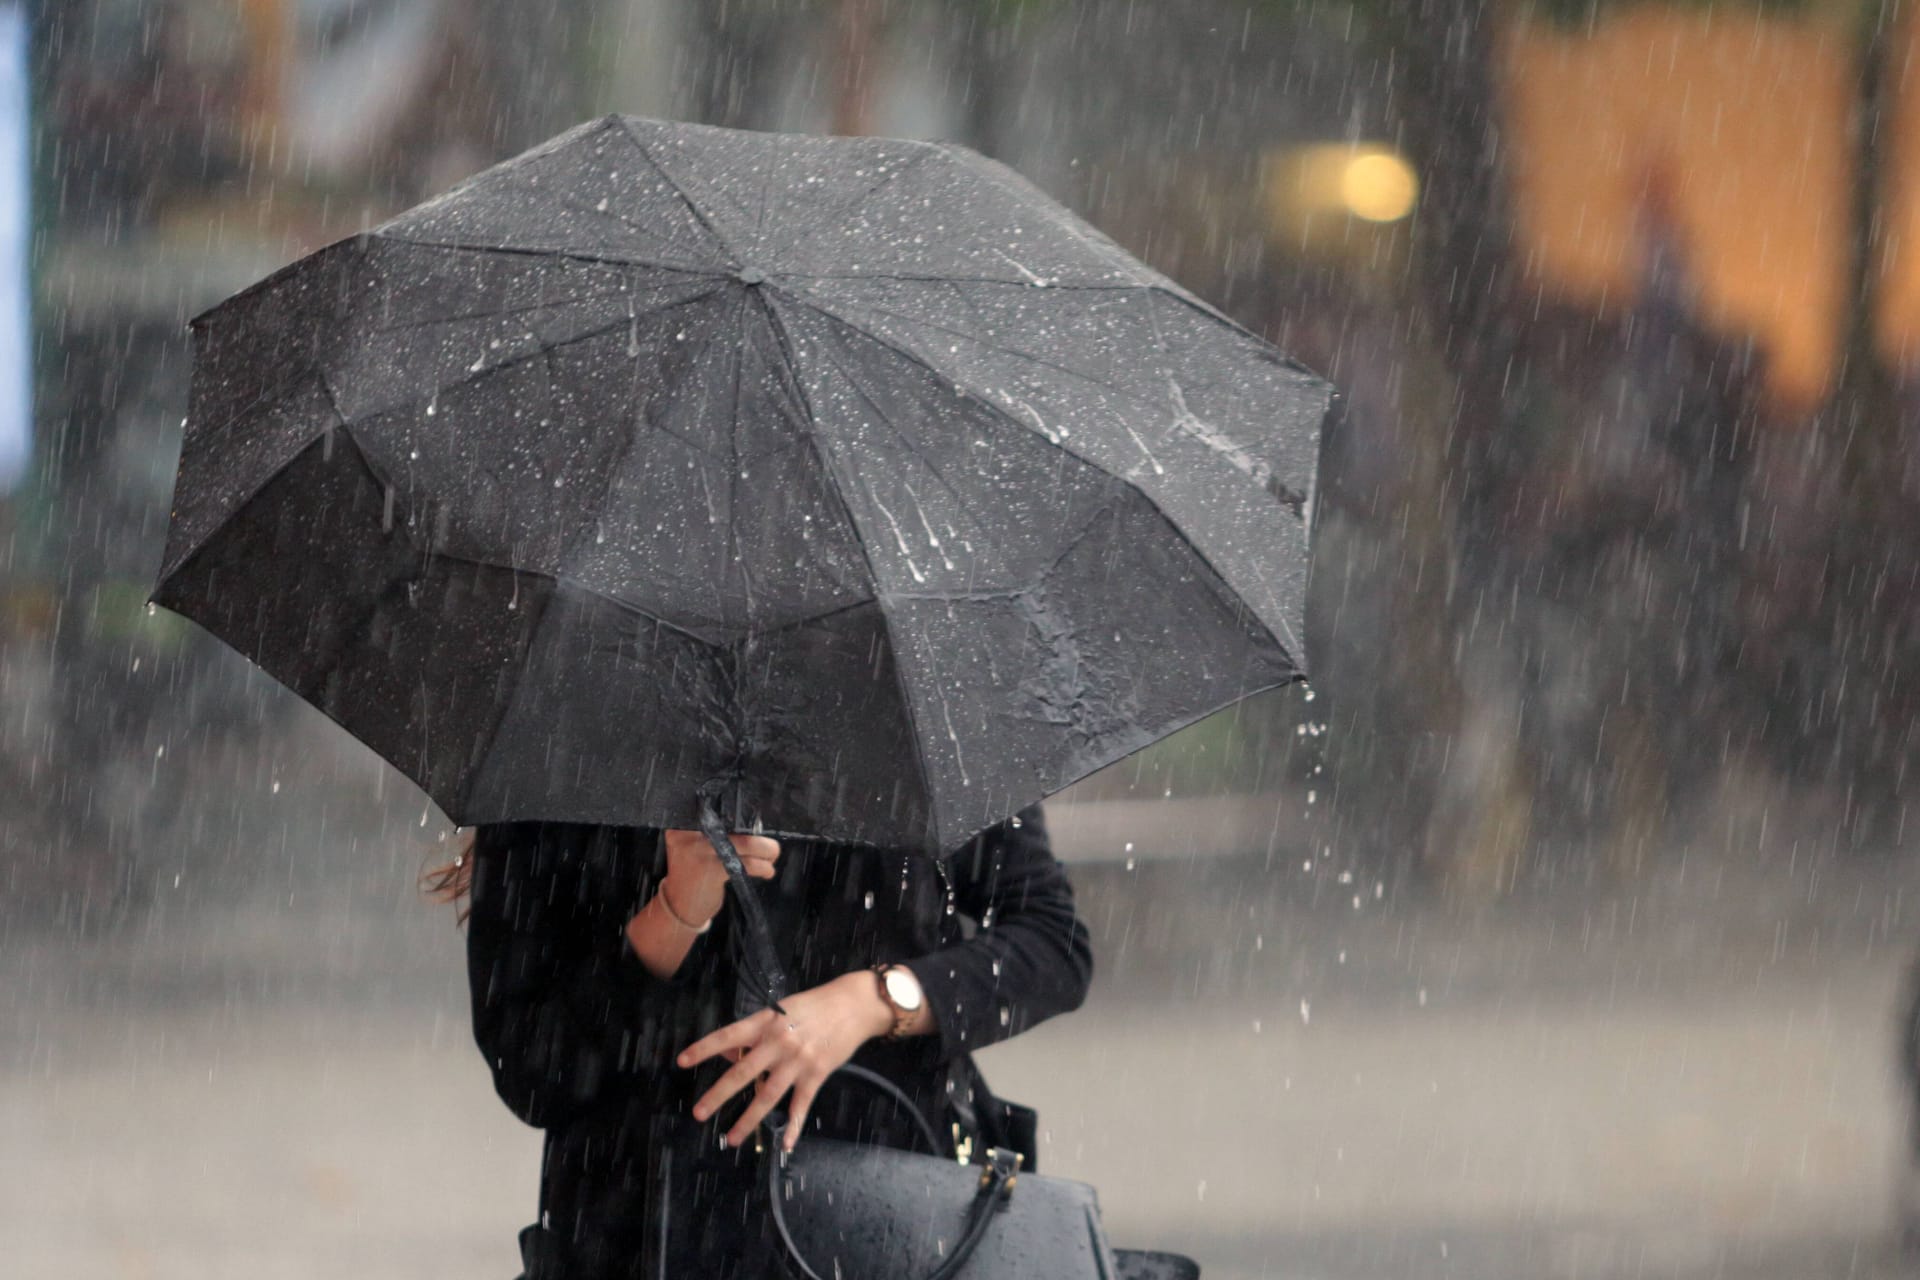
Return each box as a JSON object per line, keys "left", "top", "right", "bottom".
{"left": 270, "top": 780, "right": 280, "bottom": 794}
{"left": 863, "top": 891, "right": 874, "bottom": 910}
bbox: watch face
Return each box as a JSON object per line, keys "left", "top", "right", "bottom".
{"left": 883, "top": 966, "right": 924, "bottom": 1012}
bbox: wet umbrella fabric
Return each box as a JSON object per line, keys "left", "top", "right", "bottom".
{"left": 152, "top": 115, "right": 1333, "bottom": 854}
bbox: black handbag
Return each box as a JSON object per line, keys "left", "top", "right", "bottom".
{"left": 767, "top": 1064, "right": 1113, "bottom": 1279}
{"left": 635, "top": 799, "right": 1200, "bottom": 1280}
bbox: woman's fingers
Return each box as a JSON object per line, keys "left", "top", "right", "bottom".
{"left": 678, "top": 1009, "right": 770, "bottom": 1070}
{"left": 730, "top": 834, "right": 780, "bottom": 863}
{"left": 726, "top": 1064, "right": 800, "bottom": 1148}
{"left": 734, "top": 835, "right": 780, "bottom": 881}
{"left": 692, "top": 1039, "right": 781, "bottom": 1121}
{"left": 783, "top": 1075, "right": 823, "bottom": 1151}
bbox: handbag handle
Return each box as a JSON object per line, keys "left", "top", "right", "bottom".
{"left": 695, "top": 791, "right": 1018, "bottom": 1278}
{"left": 765, "top": 1121, "right": 1019, "bottom": 1280}
{"left": 822, "top": 1062, "right": 947, "bottom": 1155}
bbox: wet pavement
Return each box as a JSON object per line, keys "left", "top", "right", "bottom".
{"left": 4, "top": 760, "right": 1918, "bottom": 1279}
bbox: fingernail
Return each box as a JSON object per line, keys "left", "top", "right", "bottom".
{"left": 693, "top": 1106, "right": 706, "bottom": 1121}
{"left": 676, "top": 1054, "right": 689, "bottom": 1068}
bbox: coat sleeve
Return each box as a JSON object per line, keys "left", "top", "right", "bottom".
{"left": 902, "top": 805, "right": 1094, "bottom": 1062}
{"left": 465, "top": 821, "right": 710, "bottom": 1129}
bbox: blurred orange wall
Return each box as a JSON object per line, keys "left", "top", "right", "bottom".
{"left": 1500, "top": 8, "right": 1878, "bottom": 408}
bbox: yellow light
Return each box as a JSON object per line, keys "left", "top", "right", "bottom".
{"left": 1263, "top": 143, "right": 1421, "bottom": 235}
{"left": 1340, "top": 152, "right": 1419, "bottom": 223}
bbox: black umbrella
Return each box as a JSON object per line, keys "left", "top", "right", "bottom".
{"left": 153, "top": 115, "right": 1332, "bottom": 859}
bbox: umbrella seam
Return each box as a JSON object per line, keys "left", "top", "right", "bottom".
{"left": 779, "top": 291, "right": 1308, "bottom": 664}
{"left": 365, "top": 284, "right": 643, "bottom": 337}
{"left": 333, "top": 292, "right": 728, "bottom": 432}
{"left": 786, "top": 306, "right": 991, "bottom": 537}
{"left": 188, "top": 235, "right": 370, "bottom": 327}
{"left": 551, "top": 293, "right": 734, "bottom": 581}
{"left": 793, "top": 281, "right": 1182, "bottom": 422}
{"left": 767, "top": 146, "right": 940, "bottom": 270}
{"left": 933, "top": 144, "right": 1177, "bottom": 290}
{"left": 613, "top": 117, "right": 741, "bottom": 267}
{"left": 1140, "top": 290, "right": 1314, "bottom": 658}
{"left": 157, "top": 374, "right": 346, "bottom": 583}
{"left": 545, "top": 186, "right": 726, "bottom": 269}
{"left": 373, "top": 232, "right": 730, "bottom": 278}
{"left": 316, "top": 424, "right": 661, "bottom": 824}
{"left": 757, "top": 296, "right": 943, "bottom": 853}
{"left": 719, "top": 291, "right": 752, "bottom": 819}
{"left": 1145, "top": 287, "right": 1330, "bottom": 393}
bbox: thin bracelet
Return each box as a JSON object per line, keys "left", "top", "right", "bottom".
{"left": 656, "top": 884, "right": 713, "bottom": 935}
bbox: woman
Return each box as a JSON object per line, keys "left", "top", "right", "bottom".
{"left": 430, "top": 804, "right": 1092, "bottom": 1279}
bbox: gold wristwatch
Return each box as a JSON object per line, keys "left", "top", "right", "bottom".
{"left": 872, "top": 963, "right": 925, "bottom": 1040}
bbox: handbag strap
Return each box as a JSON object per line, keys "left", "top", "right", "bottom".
{"left": 820, "top": 1062, "right": 946, "bottom": 1156}
{"left": 765, "top": 1129, "right": 1019, "bottom": 1280}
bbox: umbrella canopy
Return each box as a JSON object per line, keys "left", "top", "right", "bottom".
{"left": 153, "top": 115, "right": 1333, "bottom": 853}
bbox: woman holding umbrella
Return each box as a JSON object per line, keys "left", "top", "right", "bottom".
{"left": 428, "top": 803, "right": 1090, "bottom": 1276}
{"left": 154, "top": 116, "right": 1323, "bottom": 1279}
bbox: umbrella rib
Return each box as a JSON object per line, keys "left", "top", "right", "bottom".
{"left": 407, "top": 547, "right": 720, "bottom": 647}
{"left": 374, "top": 232, "right": 730, "bottom": 279}
{"left": 792, "top": 319, "right": 985, "bottom": 530}
{"left": 545, "top": 186, "right": 724, "bottom": 265}
{"left": 366, "top": 284, "right": 641, "bottom": 336}
{"left": 786, "top": 271, "right": 1153, "bottom": 289}
{"left": 756, "top": 299, "right": 943, "bottom": 851}
{"left": 724, "top": 292, "right": 750, "bottom": 637}
{"left": 770, "top": 145, "right": 939, "bottom": 267}
{"left": 939, "top": 145, "right": 1186, "bottom": 292}
{"left": 158, "top": 374, "right": 347, "bottom": 581}
{"left": 333, "top": 288, "right": 728, "bottom": 428}
{"left": 1149, "top": 286, "right": 1324, "bottom": 375}
{"left": 613, "top": 118, "right": 740, "bottom": 265}
{"left": 795, "top": 285, "right": 1175, "bottom": 419}
{"left": 781, "top": 294, "right": 1305, "bottom": 662}
{"left": 559, "top": 321, "right": 738, "bottom": 585}
{"left": 184, "top": 370, "right": 314, "bottom": 451}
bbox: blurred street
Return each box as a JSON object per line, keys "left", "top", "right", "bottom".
{"left": 16, "top": 2, "right": 1920, "bottom": 1278}
{"left": 4, "top": 728, "right": 1917, "bottom": 1280}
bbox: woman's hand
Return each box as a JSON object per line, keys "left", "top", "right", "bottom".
{"left": 659, "top": 828, "right": 781, "bottom": 926}
{"left": 677, "top": 971, "right": 894, "bottom": 1151}
{"left": 625, "top": 831, "right": 780, "bottom": 981}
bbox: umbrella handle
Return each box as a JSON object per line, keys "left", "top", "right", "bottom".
{"left": 696, "top": 792, "right": 791, "bottom": 1015}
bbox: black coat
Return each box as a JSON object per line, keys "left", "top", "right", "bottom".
{"left": 465, "top": 804, "right": 1092, "bottom": 1279}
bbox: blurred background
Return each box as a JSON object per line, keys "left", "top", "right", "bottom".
{"left": 7, "top": 1, "right": 1920, "bottom": 1276}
